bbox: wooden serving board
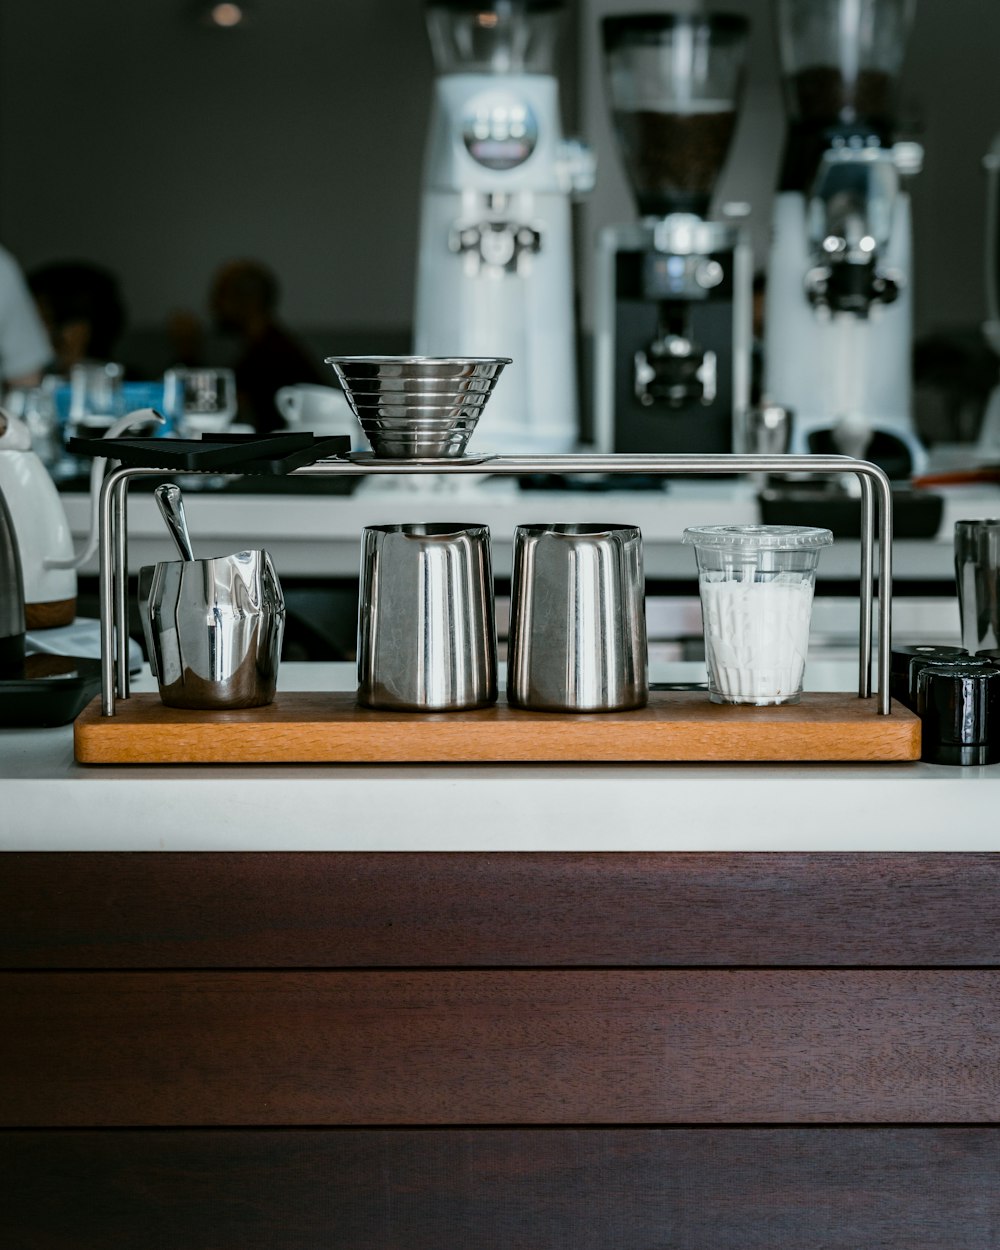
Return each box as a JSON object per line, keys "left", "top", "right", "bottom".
{"left": 74, "top": 690, "right": 921, "bottom": 764}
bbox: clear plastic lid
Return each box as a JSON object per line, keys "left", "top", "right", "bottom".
{"left": 682, "top": 524, "right": 833, "bottom": 548}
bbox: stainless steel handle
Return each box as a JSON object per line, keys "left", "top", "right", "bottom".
{"left": 154, "top": 483, "right": 196, "bottom": 562}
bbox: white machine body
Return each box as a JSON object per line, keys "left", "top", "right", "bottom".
{"left": 0, "top": 416, "right": 76, "bottom": 619}
{"left": 979, "top": 131, "right": 1000, "bottom": 455}
{"left": 765, "top": 181, "right": 926, "bottom": 473}
{"left": 414, "top": 73, "right": 589, "bottom": 454}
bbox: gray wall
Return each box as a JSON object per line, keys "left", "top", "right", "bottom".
{"left": 0, "top": 0, "right": 432, "bottom": 337}
{"left": 0, "top": 0, "right": 997, "bottom": 352}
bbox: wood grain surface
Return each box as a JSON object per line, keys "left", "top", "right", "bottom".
{"left": 3, "top": 969, "right": 999, "bottom": 1126}
{"left": 3, "top": 852, "right": 999, "bottom": 968}
{"left": 73, "top": 689, "right": 921, "bottom": 763}
{"left": 24, "top": 595, "right": 76, "bottom": 630}
{"left": 3, "top": 1128, "right": 999, "bottom": 1250}
{"left": 5, "top": 849, "right": 999, "bottom": 1243}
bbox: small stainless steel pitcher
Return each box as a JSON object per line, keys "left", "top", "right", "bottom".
{"left": 358, "top": 522, "right": 497, "bottom": 711}
{"left": 955, "top": 519, "right": 1000, "bottom": 654}
{"left": 507, "top": 523, "right": 648, "bottom": 712}
{"left": 141, "top": 550, "right": 285, "bottom": 710}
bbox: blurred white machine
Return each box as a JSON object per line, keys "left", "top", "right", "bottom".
{"left": 413, "top": 0, "right": 593, "bottom": 453}
{"left": 764, "top": 0, "right": 926, "bottom": 476}
{"left": 979, "top": 131, "right": 1000, "bottom": 454}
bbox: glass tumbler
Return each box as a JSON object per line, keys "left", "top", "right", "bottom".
{"left": 683, "top": 524, "right": 833, "bottom": 705}
{"left": 164, "top": 367, "right": 237, "bottom": 435}
{"left": 68, "top": 361, "right": 125, "bottom": 437}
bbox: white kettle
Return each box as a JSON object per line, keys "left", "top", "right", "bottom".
{"left": 0, "top": 406, "right": 162, "bottom": 630}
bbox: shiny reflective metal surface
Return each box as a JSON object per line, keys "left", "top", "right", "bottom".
{"left": 141, "top": 549, "right": 285, "bottom": 710}
{"left": 153, "top": 483, "right": 196, "bottom": 562}
{"left": 325, "top": 355, "right": 510, "bottom": 459}
{"left": 955, "top": 518, "right": 1000, "bottom": 653}
{"left": 349, "top": 406, "right": 486, "bottom": 421}
{"left": 343, "top": 376, "right": 498, "bottom": 395}
{"left": 327, "top": 356, "right": 511, "bottom": 381}
{"left": 507, "top": 523, "right": 648, "bottom": 712}
{"left": 351, "top": 430, "right": 474, "bottom": 459}
{"left": 358, "top": 522, "right": 497, "bottom": 711}
{"left": 347, "top": 452, "right": 494, "bottom": 467}
{"left": 746, "top": 403, "right": 793, "bottom": 456}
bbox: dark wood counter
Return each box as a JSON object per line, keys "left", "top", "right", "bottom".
{"left": 2, "top": 853, "right": 999, "bottom": 1246}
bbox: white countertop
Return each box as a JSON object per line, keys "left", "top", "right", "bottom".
{"left": 61, "top": 479, "right": 1000, "bottom": 580}
{"left": 3, "top": 663, "right": 998, "bottom": 852}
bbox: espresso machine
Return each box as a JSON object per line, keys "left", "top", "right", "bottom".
{"left": 594, "top": 12, "right": 752, "bottom": 455}
{"left": 764, "top": 0, "right": 926, "bottom": 474}
{"left": 413, "top": 0, "right": 593, "bottom": 454}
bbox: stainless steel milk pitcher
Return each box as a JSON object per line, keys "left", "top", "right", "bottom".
{"left": 955, "top": 518, "right": 1000, "bottom": 654}
{"left": 507, "top": 523, "right": 648, "bottom": 712}
{"left": 142, "top": 549, "right": 285, "bottom": 710}
{"left": 358, "top": 522, "right": 497, "bottom": 711}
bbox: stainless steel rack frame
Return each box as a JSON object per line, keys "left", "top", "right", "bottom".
{"left": 96, "top": 453, "right": 894, "bottom": 717}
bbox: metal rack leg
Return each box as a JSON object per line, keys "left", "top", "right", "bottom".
{"left": 858, "top": 474, "right": 874, "bottom": 699}
{"left": 877, "top": 473, "right": 894, "bottom": 715}
{"left": 858, "top": 464, "right": 893, "bottom": 715}
{"left": 114, "top": 474, "right": 129, "bottom": 701}
{"left": 98, "top": 472, "right": 119, "bottom": 716}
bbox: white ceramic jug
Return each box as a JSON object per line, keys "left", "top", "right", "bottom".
{"left": 0, "top": 406, "right": 163, "bottom": 629}
{"left": 0, "top": 411, "right": 77, "bottom": 627}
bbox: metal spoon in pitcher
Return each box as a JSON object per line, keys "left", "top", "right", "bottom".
{"left": 154, "top": 483, "right": 196, "bottom": 562}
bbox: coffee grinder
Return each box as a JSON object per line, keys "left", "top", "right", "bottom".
{"left": 594, "top": 12, "right": 752, "bottom": 455}
{"left": 764, "top": 0, "right": 926, "bottom": 474}
{"left": 413, "top": 0, "right": 593, "bottom": 454}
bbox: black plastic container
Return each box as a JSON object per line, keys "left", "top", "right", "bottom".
{"left": 889, "top": 644, "right": 968, "bottom": 710}
{"left": 915, "top": 659, "right": 1000, "bottom": 766}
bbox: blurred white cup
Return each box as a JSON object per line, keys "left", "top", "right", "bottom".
{"left": 275, "top": 384, "right": 358, "bottom": 442}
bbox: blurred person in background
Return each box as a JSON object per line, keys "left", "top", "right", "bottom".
{"left": 27, "top": 259, "right": 126, "bottom": 376}
{"left": 208, "top": 258, "right": 324, "bottom": 434}
{"left": 0, "top": 245, "right": 52, "bottom": 389}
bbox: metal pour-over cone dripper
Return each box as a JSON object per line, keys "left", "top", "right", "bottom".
{"left": 602, "top": 13, "right": 749, "bottom": 219}
{"left": 324, "top": 356, "right": 511, "bottom": 459}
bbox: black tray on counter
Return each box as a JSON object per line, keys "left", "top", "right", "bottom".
{"left": 67, "top": 432, "right": 352, "bottom": 474}
{"left": 0, "top": 654, "right": 103, "bottom": 728}
{"left": 759, "top": 485, "right": 944, "bottom": 539}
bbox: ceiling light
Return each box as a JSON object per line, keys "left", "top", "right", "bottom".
{"left": 195, "top": 1, "right": 252, "bottom": 28}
